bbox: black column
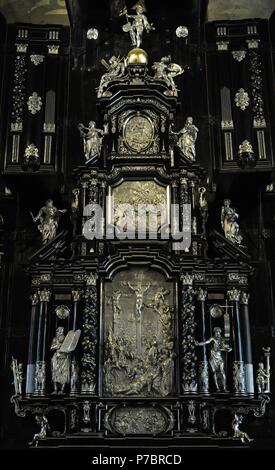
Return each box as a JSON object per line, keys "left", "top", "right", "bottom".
{"left": 228, "top": 288, "right": 246, "bottom": 395}
{"left": 240, "top": 291, "right": 254, "bottom": 395}
{"left": 25, "top": 292, "right": 39, "bottom": 395}
{"left": 196, "top": 288, "right": 209, "bottom": 394}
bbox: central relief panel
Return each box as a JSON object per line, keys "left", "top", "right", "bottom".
{"left": 103, "top": 268, "right": 176, "bottom": 397}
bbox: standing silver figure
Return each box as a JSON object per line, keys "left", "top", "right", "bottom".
{"left": 11, "top": 357, "right": 24, "bottom": 395}
{"left": 232, "top": 414, "right": 253, "bottom": 444}
{"left": 51, "top": 327, "right": 81, "bottom": 394}
{"left": 29, "top": 415, "right": 50, "bottom": 447}
{"left": 78, "top": 121, "right": 104, "bottom": 161}
{"left": 221, "top": 199, "right": 243, "bottom": 245}
{"left": 175, "top": 117, "right": 198, "bottom": 161}
{"left": 31, "top": 199, "right": 67, "bottom": 244}
{"left": 152, "top": 56, "right": 184, "bottom": 96}
{"left": 97, "top": 56, "right": 126, "bottom": 98}
{"left": 199, "top": 187, "right": 208, "bottom": 236}
{"left": 122, "top": 4, "right": 154, "bottom": 48}
{"left": 196, "top": 327, "right": 232, "bottom": 392}
{"left": 256, "top": 362, "right": 270, "bottom": 394}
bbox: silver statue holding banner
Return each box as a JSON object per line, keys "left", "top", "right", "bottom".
{"left": 78, "top": 121, "right": 104, "bottom": 161}
{"left": 196, "top": 327, "right": 232, "bottom": 392}
{"left": 50, "top": 327, "right": 81, "bottom": 394}
{"left": 31, "top": 199, "right": 67, "bottom": 244}
{"left": 121, "top": 3, "right": 154, "bottom": 48}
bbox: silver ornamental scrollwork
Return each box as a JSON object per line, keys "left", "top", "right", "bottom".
{"left": 232, "top": 50, "right": 246, "bottom": 62}
{"left": 12, "top": 55, "right": 27, "bottom": 126}
{"left": 27, "top": 92, "right": 42, "bottom": 115}
{"left": 249, "top": 51, "right": 266, "bottom": 127}
{"left": 235, "top": 88, "right": 250, "bottom": 111}
{"left": 181, "top": 279, "right": 197, "bottom": 393}
{"left": 239, "top": 140, "right": 254, "bottom": 155}
{"left": 81, "top": 284, "right": 98, "bottom": 393}
{"left": 30, "top": 54, "right": 44, "bottom": 66}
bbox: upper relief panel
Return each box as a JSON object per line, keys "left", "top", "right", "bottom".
{"left": 207, "top": 0, "right": 275, "bottom": 21}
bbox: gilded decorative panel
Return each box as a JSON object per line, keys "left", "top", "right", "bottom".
{"left": 103, "top": 268, "right": 175, "bottom": 397}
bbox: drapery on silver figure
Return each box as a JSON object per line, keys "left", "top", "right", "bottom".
{"left": 232, "top": 414, "right": 253, "bottom": 444}
{"left": 31, "top": 199, "right": 67, "bottom": 244}
{"left": 152, "top": 56, "right": 184, "bottom": 96}
{"left": 11, "top": 357, "right": 24, "bottom": 395}
{"left": 171, "top": 117, "right": 198, "bottom": 161}
{"left": 78, "top": 121, "right": 104, "bottom": 161}
{"left": 221, "top": 199, "right": 243, "bottom": 245}
{"left": 121, "top": 4, "right": 154, "bottom": 48}
{"left": 29, "top": 415, "right": 50, "bottom": 447}
{"left": 127, "top": 281, "right": 151, "bottom": 318}
{"left": 50, "top": 327, "right": 81, "bottom": 394}
{"left": 196, "top": 327, "right": 232, "bottom": 392}
{"left": 256, "top": 362, "right": 270, "bottom": 394}
{"left": 97, "top": 56, "right": 126, "bottom": 98}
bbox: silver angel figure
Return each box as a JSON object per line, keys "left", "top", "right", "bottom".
{"left": 97, "top": 56, "right": 126, "bottom": 98}
{"left": 31, "top": 199, "right": 67, "bottom": 244}
{"left": 196, "top": 327, "right": 232, "bottom": 392}
{"left": 232, "top": 414, "right": 253, "bottom": 444}
{"left": 152, "top": 56, "right": 184, "bottom": 96}
{"left": 256, "top": 362, "right": 270, "bottom": 394}
{"left": 29, "top": 415, "right": 50, "bottom": 447}
{"left": 174, "top": 117, "right": 198, "bottom": 161}
{"left": 78, "top": 121, "right": 104, "bottom": 161}
{"left": 122, "top": 4, "right": 154, "bottom": 48}
{"left": 51, "top": 327, "right": 81, "bottom": 394}
{"left": 221, "top": 199, "right": 243, "bottom": 245}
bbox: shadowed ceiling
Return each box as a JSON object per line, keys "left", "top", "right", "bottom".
{"left": 0, "top": 0, "right": 274, "bottom": 25}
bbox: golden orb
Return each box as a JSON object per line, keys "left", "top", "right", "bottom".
{"left": 127, "top": 48, "right": 148, "bottom": 65}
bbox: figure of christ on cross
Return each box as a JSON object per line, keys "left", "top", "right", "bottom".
{"left": 127, "top": 281, "right": 151, "bottom": 355}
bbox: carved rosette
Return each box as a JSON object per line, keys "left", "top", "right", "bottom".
{"left": 81, "top": 277, "right": 98, "bottom": 394}
{"left": 180, "top": 274, "right": 197, "bottom": 393}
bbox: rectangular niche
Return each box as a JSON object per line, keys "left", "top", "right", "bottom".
{"left": 103, "top": 267, "right": 176, "bottom": 397}
{"left": 107, "top": 180, "right": 170, "bottom": 235}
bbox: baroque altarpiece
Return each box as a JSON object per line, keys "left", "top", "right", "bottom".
{"left": 0, "top": 1, "right": 275, "bottom": 449}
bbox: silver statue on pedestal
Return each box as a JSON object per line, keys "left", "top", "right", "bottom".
{"left": 78, "top": 121, "right": 104, "bottom": 161}
{"left": 152, "top": 56, "right": 184, "bottom": 96}
{"left": 256, "top": 363, "right": 270, "bottom": 394}
{"left": 232, "top": 414, "right": 253, "bottom": 444}
{"left": 97, "top": 56, "right": 126, "bottom": 98}
{"left": 121, "top": 4, "right": 154, "bottom": 48}
{"left": 11, "top": 357, "right": 24, "bottom": 395}
{"left": 171, "top": 117, "right": 198, "bottom": 161}
{"left": 50, "top": 327, "right": 81, "bottom": 394}
{"left": 31, "top": 199, "right": 67, "bottom": 244}
{"left": 221, "top": 199, "right": 243, "bottom": 245}
{"left": 196, "top": 327, "right": 232, "bottom": 392}
{"left": 29, "top": 415, "right": 50, "bottom": 447}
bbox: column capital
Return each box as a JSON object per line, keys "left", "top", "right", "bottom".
{"left": 38, "top": 288, "right": 51, "bottom": 302}
{"left": 196, "top": 288, "right": 207, "bottom": 301}
{"left": 181, "top": 273, "right": 194, "bottom": 286}
{"left": 240, "top": 291, "right": 250, "bottom": 305}
{"left": 227, "top": 287, "right": 241, "bottom": 302}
